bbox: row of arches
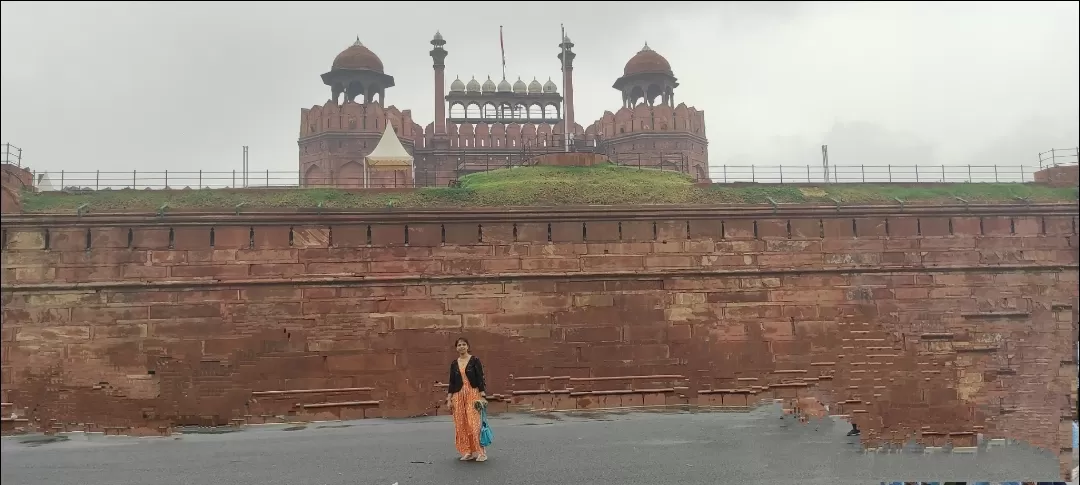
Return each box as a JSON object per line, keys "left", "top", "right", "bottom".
{"left": 299, "top": 101, "right": 708, "bottom": 155}
{"left": 411, "top": 105, "right": 707, "bottom": 150}
{"left": 448, "top": 103, "right": 561, "bottom": 120}
{"left": 621, "top": 83, "right": 677, "bottom": 109}
{"left": 300, "top": 100, "right": 706, "bottom": 142}
{"left": 329, "top": 81, "right": 386, "bottom": 106}
{"left": 415, "top": 121, "right": 586, "bottom": 149}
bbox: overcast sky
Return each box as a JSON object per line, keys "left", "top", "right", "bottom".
{"left": 1, "top": 1, "right": 1077, "bottom": 177}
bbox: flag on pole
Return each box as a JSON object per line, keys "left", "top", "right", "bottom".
{"left": 499, "top": 26, "right": 506, "bottom": 80}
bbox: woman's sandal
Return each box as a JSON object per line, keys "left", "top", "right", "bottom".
{"left": 460, "top": 454, "right": 476, "bottom": 461}
{"left": 475, "top": 454, "right": 487, "bottom": 462}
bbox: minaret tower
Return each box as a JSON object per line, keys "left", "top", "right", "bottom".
{"left": 558, "top": 34, "right": 577, "bottom": 140}
{"left": 430, "top": 31, "right": 448, "bottom": 136}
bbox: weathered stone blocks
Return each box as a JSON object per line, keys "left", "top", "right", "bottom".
{"left": 2, "top": 207, "right": 1078, "bottom": 477}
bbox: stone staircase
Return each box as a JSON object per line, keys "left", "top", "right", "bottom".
{"left": 508, "top": 374, "right": 691, "bottom": 412}
{"left": 0, "top": 399, "right": 30, "bottom": 435}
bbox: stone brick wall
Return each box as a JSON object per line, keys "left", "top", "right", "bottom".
{"left": 299, "top": 102, "right": 420, "bottom": 189}
{"left": 1033, "top": 165, "right": 1080, "bottom": 188}
{"left": 0, "top": 184, "right": 19, "bottom": 214}
{"left": 2, "top": 205, "right": 1077, "bottom": 475}
{"left": 1, "top": 164, "right": 33, "bottom": 214}
{"left": 589, "top": 104, "right": 710, "bottom": 181}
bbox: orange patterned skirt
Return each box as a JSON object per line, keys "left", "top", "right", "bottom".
{"left": 452, "top": 363, "right": 484, "bottom": 456}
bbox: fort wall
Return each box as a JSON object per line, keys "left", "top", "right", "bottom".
{"left": 1, "top": 204, "right": 1077, "bottom": 476}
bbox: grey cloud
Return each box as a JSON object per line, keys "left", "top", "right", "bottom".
{"left": 1, "top": 1, "right": 1076, "bottom": 175}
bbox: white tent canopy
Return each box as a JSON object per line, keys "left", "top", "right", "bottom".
{"left": 35, "top": 172, "right": 57, "bottom": 192}
{"left": 365, "top": 122, "right": 413, "bottom": 172}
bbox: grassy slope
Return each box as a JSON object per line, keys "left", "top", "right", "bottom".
{"left": 18, "top": 164, "right": 1079, "bottom": 213}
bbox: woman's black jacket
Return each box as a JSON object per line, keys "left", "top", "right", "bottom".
{"left": 448, "top": 356, "right": 486, "bottom": 394}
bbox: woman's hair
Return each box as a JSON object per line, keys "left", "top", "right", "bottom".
{"left": 454, "top": 337, "right": 470, "bottom": 348}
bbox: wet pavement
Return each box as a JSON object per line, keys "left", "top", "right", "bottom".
{"left": 0, "top": 405, "right": 1068, "bottom": 485}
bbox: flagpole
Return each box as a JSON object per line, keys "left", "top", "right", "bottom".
{"left": 560, "top": 24, "right": 568, "bottom": 152}
{"left": 499, "top": 26, "right": 506, "bottom": 81}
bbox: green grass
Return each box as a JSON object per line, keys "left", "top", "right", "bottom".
{"left": 17, "top": 163, "right": 1079, "bottom": 213}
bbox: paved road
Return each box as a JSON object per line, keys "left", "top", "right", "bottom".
{"left": 1, "top": 405, "right": 1067, "bottom": 485}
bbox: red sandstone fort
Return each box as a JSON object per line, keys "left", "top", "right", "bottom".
{"left": 299, "top": 34, "right": 708, "bottom": 188}
{"left": 0, "top": 33, "right": 1078, "bottom": 481}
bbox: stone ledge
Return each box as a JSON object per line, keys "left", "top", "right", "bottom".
{"left": 5, "top": 263, "right": 1077, "bottom": 292}
{"left": 251, "top": 387, "right": 375, "bottom": 397}
{"left": 3, "top": 201, "right": 1077, "bottom": 225}
{"left": 296, "top": 400, "right": 381, "bottom": 409}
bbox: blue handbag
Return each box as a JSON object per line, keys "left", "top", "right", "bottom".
{"left": 479, "top": 405, "right": 494, "bottom": 448}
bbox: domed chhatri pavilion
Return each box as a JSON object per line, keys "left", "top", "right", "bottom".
{"left": 298, "top": 33, "right": 709, "bottom": 188}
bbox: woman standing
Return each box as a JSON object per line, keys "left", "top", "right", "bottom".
{"left": 446, "top": 337, "right": 488, "bottom": 462}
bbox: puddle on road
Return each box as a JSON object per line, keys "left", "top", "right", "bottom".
{"left": 176, "top": 427, "right": 245, "bottom": 435}
{"left": 315, "top": 424, "right": 352, "bottom": 430}
{"left": 17, "top": 435, "right": 71, "bottom": 447}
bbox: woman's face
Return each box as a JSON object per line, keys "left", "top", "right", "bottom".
{"left": 455, "top": 340, "right": 469, "bottom": 354}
